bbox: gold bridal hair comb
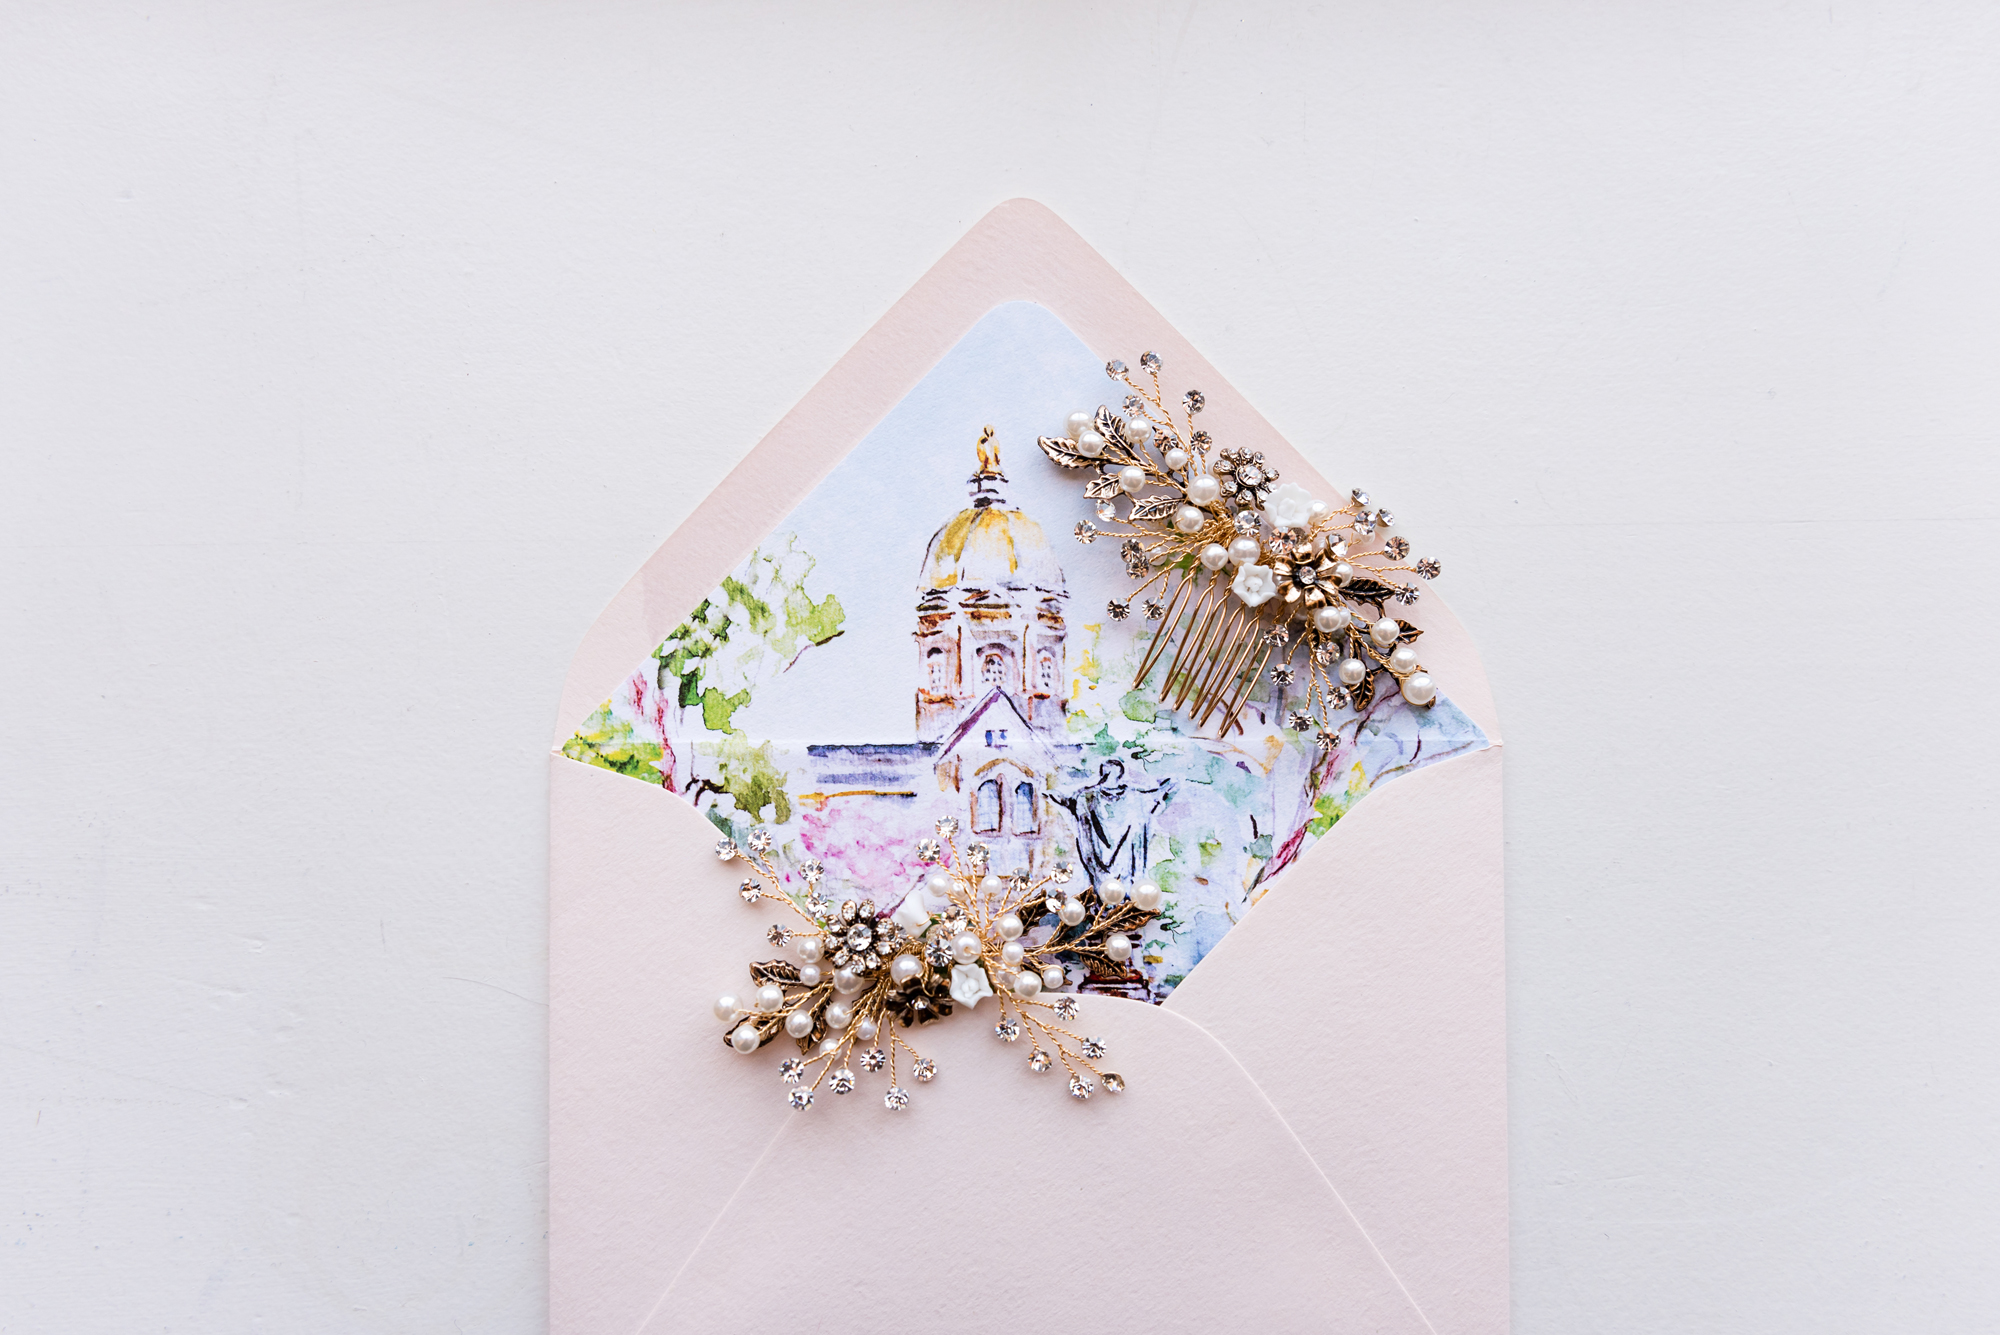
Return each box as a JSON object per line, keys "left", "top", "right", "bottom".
{"left": 1042, "top": 351, "right": 1444, "bottom": 746}
{"left": 714, "top": 819, "right": 1155, "bottom": 1112}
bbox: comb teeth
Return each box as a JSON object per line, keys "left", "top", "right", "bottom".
{"left": 1135, "top": 570, "right": 1272, "bottom": 736}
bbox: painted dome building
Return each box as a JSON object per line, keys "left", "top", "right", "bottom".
{"left": 914, "top": 430, "right": 1068, "bottom": 741}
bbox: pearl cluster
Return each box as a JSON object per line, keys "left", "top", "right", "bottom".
{"left": 1037, "top": 351, "right": 1447, "bottom": 745}
{"left": 715, "top": 820, "right": 1150, "bottom": 1112}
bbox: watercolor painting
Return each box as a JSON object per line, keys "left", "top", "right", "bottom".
{"left": 564, "top": 302, "right": 1488, "bottom": 999}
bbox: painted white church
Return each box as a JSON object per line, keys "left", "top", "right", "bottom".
{"left": 802, "top": 432, "right": 1167, "bottom": 885}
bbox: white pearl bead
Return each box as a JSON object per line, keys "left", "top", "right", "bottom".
{"left": 755, "top": 983, "right": 785, "bottom": 1013}
{"left": 1098, "top": 876, "right": 1126, "bottom": 905}
{"left": 926, "top": 870, "right": 952, "bottom": 897}
{"left": 1119, "top": 464, "right": 1147, "bottom": 495}
{"left": 1163, "top": 446, "right": 1190, "bottom": 470}
{"left": 1174, "top": 504, "right": 1204, "bottom": 533}
{"left": 1013, "top": 972, "right": 1043, "bottom": 999}
{"left": 951, "top": 931, "right": 983, "bottom": 964}
{"left": 1370, "top": 618, "right": 1401, "bottom": 649}
{"left": 1199, "top": 543, "right": 1229, "bottom": 571}
{"left": 979, "top": 874, "right": 1004, "bottom": 898}
{"left": 1000, "top": 940, "right": 1025, "bottom": 967}
{"left": 1338, "top": 657, "right": 1367, "bottom": 686}
{"left": 731, "top": 1022, "right": 761, "bottom": 1054}
{"left": 853, "top": 1017, "right": 878, "bottom": 1042}
{"left": 1332, "top": 561, "right": 1354, "bottom": 585}
{"left": 997, "top": 913, "right": 1024, "bottom": 940}
{"left": 1131, "top": 879, "right": 1163, "bottom": 911}
{"left": 1389, "top": 645, "right": 1421, "bottom": 675}
{"left": 1104, "top": 933, "right": 1132, "bottom": 963}
{"left": 1309, "top": 499, "right": 1330, "bottom": 519}
{"left": 1059, "top": 897, "right": 1086, "bottom": 926}
{"left": 832, "top": 968, "right": 863, "bottom": 996}
{"left": 784, "top": 1009, "right": 815, "bottom": 1038}
{"left": 1124, "top": 419, "right": 1154, "bottom": 446}
{"left": 713, "top": 993, "right": 742, "bottom": 1021}
{"left": 1078, "top": 430, "right": 1106, "bottom": 457}
{"left": 890, "top": 954, "right": 922, "bottom": 984}
{"left": 797, "top": 964, "right": 822, "bottom": 987}
{"left": 1402, "top": 673, "right": 1437, "bottom": 706}
{"left": 1228, "top": 536, "right": 1262, "bottom": 566}
{"left": 795, "top": 936, "right": 823, "bottom": 964}
{"left": 1313, "top": 605, "right": 1351, "bottom": 633}
{"left": 1186, "top": 475, "right": 1221, "bottom": 506}
{"left": 1040, "top": 965, "right": 1065, "bottom": 991}
{"left": 1066, "top": 411, "right": 1091, "bottom": 441}
{"left": 819, "top": 1036, "right": 841, "bottom": 1053}
{"left": 824, "top": 1000, "right": 852, "bottom": 1030}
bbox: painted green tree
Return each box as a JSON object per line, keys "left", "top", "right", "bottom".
{"left": 562, "top": 534, "right": 846, "bottom": 825}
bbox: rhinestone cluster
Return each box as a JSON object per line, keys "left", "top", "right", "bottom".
{"left": 715, "top": 818, "right": 1137, "bottom": 1113}
{"left": 1036, "top": 351, "right": 1446, "bottom": 744}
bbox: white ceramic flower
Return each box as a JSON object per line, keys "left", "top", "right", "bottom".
{"left": 1231, "top": 563, "right": 1278, "bottom": 608}
{"left": 949, "top": 962, "right": 994, "bottom": 1009}
{"left": 890, "top": 890, "right": 931, "bottom": 934}
{"left": 1265, "top": 482, "right": 1316, "bottom": 531}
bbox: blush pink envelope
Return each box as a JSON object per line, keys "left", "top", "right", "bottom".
{"left": 550, "top": 200, "right": 1507, "bottom": 1334}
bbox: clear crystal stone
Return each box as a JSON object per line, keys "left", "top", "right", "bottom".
{"left": 916, "top": 837, "right": 941, "bottom": 863}
{"left": 1139, "top": 351, "right": 1161, "bottom": 370}
{"left": 1123, "top": 394, "right": 1144, "bottom": 413}
{"left": 860, "top": 1047, "right": 886, "bottom": 1072}
{"left": 913, "top": 1057, "right": 937, "bottom": 1083}
{"left": 830, "top": 1067, "right": 855, "bottom": 1094}
{"left": 1290, "top": 710, "right": 1314, "bottom": 731}
{"left": 1080, "top": 1037, "right": 1106, "bottom": 1059}
{"left": 1351, "top": 488, "right": 1371, "bottom": 506}
{"left": 1068, "top": 1076, "right": 1095, "bottom": 1100}
{"left": 1102, "top": 1072, "right": 1126, "bottom": 1093}
{"left": 738, "top": 880, "right": 760, "bottom": 904}
{"left": 1376, "top": 509, "right": 1395, "bottom": 528}
{"left": 846, "top": 924, "right": 872, "bottom": 950}
{"left": 1183, "top": 389, "right": 1205, "bottom": 413}
{"left": 715, "top": 839, "right": 737, "bottom": 861}
{"left": 766, "top": 924, "right": 791, "bottom": 946}
{"left": 747, "top": 828, "right": 772, "bottom": 853}
{"left": 1052, "top": 996, "right": 1079, "bottom": 1021}
{"left": 789, "top": 1086, "right": 814, "bottom": 1110}
{"left": 1233, "top": 511, "right": 1261, "bottom": 536}
{"left": 1143, "top": 600, "right": 1165, "bottom": 620}
{"left": 1191, "top": 430, "right": 1211, "bottom": 446}
{"left": 1107, "top": 600, "right": 1129, "bottom": 621}
{"left": 779, "top": 1058, "right": 805, "bottom": 1084}
{"left": 839, "top": 899, "right": 858, "bottom": 923}
{"left": 995, "top": 1019, "right": 1021, "bottom": 1042}
{"left": 883, "top": 1085, "right": 910, "bottom": 1111}
{"left": 1095, "top": 497, "right": 1116, "bottom": 521}
{"left": 1272, "top": 665, "right": 1295, "bottom": 685}
{"left": 1238, "top": 464, "right": 1263, "bottom": 487}
{"left": 1029, "top": 1048, "right": 1052, "bottom": 1073}
{"left": 1353, "top": 512, "right": 1377, "bottom": 536}
{"left": 935, "top": 817, "right": 958, "bottom": 837}
{"left": 1073, "top": 520, "right": 1097, "bottom": 544}
{"left": 966, "top": 843, "right": 990, "bottom": 870}
{"left": 800, "top": 859, "right": 824, "bottom": 882}
{"left": 1105, "top": 359, "right": 1127, "bottom": 376}
{"left": 925, "top": 938, "right": 952, "bottom": 968}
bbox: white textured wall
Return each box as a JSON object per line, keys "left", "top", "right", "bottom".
{"left": 4, "top": 3, "right": 1996, "bottom": 1331}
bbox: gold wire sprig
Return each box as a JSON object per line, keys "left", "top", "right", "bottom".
{"left": 1034, "top": 349, "right": 1448, "bottom": 745}
{"left": 714, "top": 819, "right": 1153, "bottom": 1112}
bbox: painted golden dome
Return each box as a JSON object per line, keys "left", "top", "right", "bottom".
{"left": 919, "top": 433, "right": 1066, "bottom": 594}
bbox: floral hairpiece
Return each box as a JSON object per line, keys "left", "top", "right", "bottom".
{"left": 714, "top": 819, "right": 1159, "bottom": 1111}
{"left": 1042, "top": 351, "right": 1444, "bottom": 746}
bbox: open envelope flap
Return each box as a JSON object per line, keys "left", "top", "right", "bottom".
{"left": 553, "top": 756, "right": 1433, "bottom": 1334}
{"left": 1165, "top": 744, "right": 1508, "bottom": 1335}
